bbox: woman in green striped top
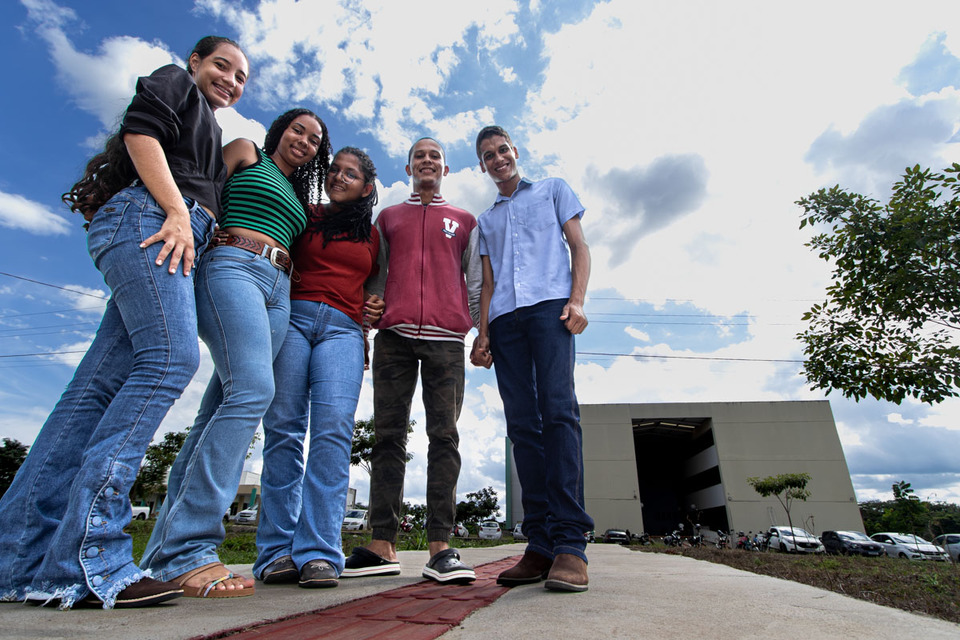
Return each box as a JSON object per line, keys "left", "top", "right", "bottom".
{"left": 140, "top": 109, "right": 331, "bottom": 598}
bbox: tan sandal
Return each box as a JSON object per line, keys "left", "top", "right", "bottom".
{"left": 174, "top": 562, "right": 254, "bottom": 598}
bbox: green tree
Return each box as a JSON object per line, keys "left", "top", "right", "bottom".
{"left": 130, "top": 430, "right": 188, "bottom": 502}
{"left": 859, "top": 500, "right": 888, "bottom": 535}
{"left": 455, "top": 486, "right": 500, "bottom": 528}
{"left": 0, "top": 438, "right": 28, "bottom": 499}
{"left": 747, "top": 473, "right": 811, "bottom": 537}
{"left": 884, "top": 480, "right": 928, "bottom": 536}
{"left": 796, "top": 163, "right": 960, "bottom": 404}
{"left": 350, "top": 416, "right": 415, "bottom": 475}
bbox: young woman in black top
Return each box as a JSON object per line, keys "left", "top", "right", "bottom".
{"left": 0, "top": 36, "right": 248, "bottom": 609}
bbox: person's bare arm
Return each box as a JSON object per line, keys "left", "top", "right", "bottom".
{"left": 470, "top": 255, "right": 495, "bottom": 369}
{"left": 221, "top": 138, "right": 258, "bottom": 180}
{"left": 125, "top": 133, "right": 195, "bottom": 276}
{"left": 560, "top": 216, "right": 590, "bottom": 335}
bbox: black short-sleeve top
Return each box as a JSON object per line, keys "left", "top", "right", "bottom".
{"left": 119, "top": 64, "right": 227, "bottom": 217}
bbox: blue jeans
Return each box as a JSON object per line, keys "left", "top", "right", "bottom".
{"left": 253, "top": 301, "right": 364, "bottom": 577}
{"left": 489, "top": 298, "right": 593, "bottom": 562}
{"left": 0, "top": 186, "right": 214, "bottom": 608}
{"left": 140, "top": 245, "right": 290, "bottom": 580}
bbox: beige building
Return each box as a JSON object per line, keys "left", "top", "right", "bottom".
{"left": 505, "top": 400, "right": 864, "bottom": 538}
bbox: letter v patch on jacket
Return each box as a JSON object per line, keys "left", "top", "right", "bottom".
{"left": 442, "top": 217, "right": 459, "bottom": 239}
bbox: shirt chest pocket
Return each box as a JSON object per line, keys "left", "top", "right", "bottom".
{"left": 517, "top": 197, "right": 557, "bottom": 230}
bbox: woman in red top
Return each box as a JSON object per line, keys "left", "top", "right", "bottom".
{"left": 252, "top": 147, "right": 384, "bottom": 588}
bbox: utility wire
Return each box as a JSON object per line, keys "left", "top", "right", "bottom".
{"left": 0, "top": 271, "right": 107, "bottom": 300}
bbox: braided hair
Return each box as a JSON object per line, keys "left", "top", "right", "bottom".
{"left": 311, "top": 146, "right": 377, "bottom": 246}
{"left": 62, "top": 36, "right": 245, "bottom": 220}
{"left": 263, "top": 108, "right": 331, "bottom": 209}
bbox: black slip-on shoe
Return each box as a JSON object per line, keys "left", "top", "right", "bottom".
{"left": 340, "top": 547, "right": 401, "bottom": 578}
{"left": 422, "top": 548, "right": 476, "bottom": 584}
{"left": 299, "top": 559, "right": 339, "bottom": 588}
{"left": 260, "top": 555, "right": 298, "bottom": 584}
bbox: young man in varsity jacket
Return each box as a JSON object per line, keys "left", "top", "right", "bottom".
{"left": 342, "top": 137, "right": 481, "bottom": 584}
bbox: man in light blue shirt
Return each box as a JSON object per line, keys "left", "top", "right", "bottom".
{"left": 471, "top": 125, "right": 593, "bottom": 592}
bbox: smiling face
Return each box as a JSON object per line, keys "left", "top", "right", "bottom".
{"left": 188, "top": 42, "right": 248, "bottom": 110}
{"left": 405, "top": 138, "right": 448, "bottom": 191}
{"left": 326, "top": 152, "right": 373, "bottom": 206}
{"left": 478, "top": 134, "right": 520, "bottom": 191}
{"left": 271, "top": 115, "right": 324, "bottom": 176}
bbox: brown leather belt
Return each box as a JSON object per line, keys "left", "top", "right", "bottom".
{"left": 220, "top": 234, "right": 293, "bottom": 275}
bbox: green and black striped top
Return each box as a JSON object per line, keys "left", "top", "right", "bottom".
{"left": 219, "top": 146, "right": 307, "bottom": 249}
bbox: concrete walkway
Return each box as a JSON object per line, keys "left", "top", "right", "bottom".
{"left": 1, "top": 543, "right": 957, "bottom": 639}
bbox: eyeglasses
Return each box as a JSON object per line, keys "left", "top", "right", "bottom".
{"left": 328, "top": 166, "right": 363, "bottom": 184}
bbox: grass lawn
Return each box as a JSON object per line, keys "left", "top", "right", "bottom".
{"left": 126, "top": 519, "right": 511, "bottom": 567}
{"left": 633, "top": 544, "right": 960, "bottom": 624}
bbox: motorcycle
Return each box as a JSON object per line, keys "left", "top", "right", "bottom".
{"left": 632, "top": 531, "right": 651, "bottom": 546}
{"left": 689, "top": 523, "right": 703, "bottom": 548}
{"left": 715, "top": 529, "right": 730, "bottom": 549}
{"left": 399, "top": 514, "right": 415, "bottom": 533}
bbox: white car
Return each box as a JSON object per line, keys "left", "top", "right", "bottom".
{"left": 870, "top": 532, "right": 949, "bottom": 561}
{"left": 932, "top": 534, "right": 960, "bottom": 563}
{"left": 235, "top": 507, "right": 258, "bottom": 525}
{"left": 767, "top": 526, "right": 824, "bottom": 553}
{"left": 511, "top": 523, "right": 527, "bottom": 540}
{"left": 478, "top": 521, "right": 502, "bottom": 540}
{"left": 342, "top": 508, "right": 368, "bottom": 531}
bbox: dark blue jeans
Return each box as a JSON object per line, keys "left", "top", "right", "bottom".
{"left": 489, "top": 298, "right": 593, "bottom": 562}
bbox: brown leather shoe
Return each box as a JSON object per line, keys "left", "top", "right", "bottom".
{"left": 544, "top": 553, "right": 588, "bottom": 592}
{"left": 497, "top": 550, "right": 554, "bottom": 587}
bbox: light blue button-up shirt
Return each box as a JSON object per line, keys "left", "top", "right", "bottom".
{"left": 477, "top": 177, "right": 585, "bottom": 323}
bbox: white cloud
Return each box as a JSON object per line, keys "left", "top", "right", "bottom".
{"left": 0, "top": 190, "right": 72, "bottom": 235}
{"left": 198, "top": 0, "right": 522, "bottom": 157}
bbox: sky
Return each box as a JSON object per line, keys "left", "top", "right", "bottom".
{"left": 2, "top": 0, "right": 960, "bottom": 515}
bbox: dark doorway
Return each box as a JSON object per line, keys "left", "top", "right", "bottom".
{"left": 632, "top": 418, "right": 728, "bottom": 535}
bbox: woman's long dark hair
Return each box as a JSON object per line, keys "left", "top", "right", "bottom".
{"left": 62, "top": 36, "right": 244, "bottom": 220}
{"left": 311, "top": 146, "right": 377, "bottom": 246}
{"left": 263, "top": 108, "right": 330, "bottom": 209}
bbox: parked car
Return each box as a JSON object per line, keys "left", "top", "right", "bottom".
{"left": 511, "top": 522, "right": 526, "bottom": 540}
{"left": 130, "top": 505, "right": 150, "bottom": 520}
{"left": 602, "top": 528, "right": 629, "bottom": 544}
{"left": 478, "top": 521, "right": 502, "bottom": 540}
{"left": 821, "top": 530, "right": 883, "bottom": 556}
{"left": 342, "top": 508, "right": 368, "bottom": 531}
{"left": 870, "top": 532, "right": 949, "bottom": 561}
{"left": 767, "top": 526, "right": 824, "bottom": 553}
{"left": 235, "top": 507, "right": 258, "bottom": 525}
{"left": 932, "top": 534, "right": 960, "bottom": 563}
{"left": 451, "top": 522, "right": 469, "bottom": 538}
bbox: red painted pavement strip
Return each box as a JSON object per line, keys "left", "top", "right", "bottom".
{"left": 191, "top": 555, "right": 521, "bottom": 640}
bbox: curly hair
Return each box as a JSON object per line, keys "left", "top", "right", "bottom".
{"left": 62, "top": 36, "right": 246, "bottom": 220}
{"left": 310, "top": 146, "right": 377, "bottom": 246}
{"left": 263, "top": 108, "right": 330, "bottom": 209}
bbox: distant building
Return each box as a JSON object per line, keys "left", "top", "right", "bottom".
{"left": 505, "top": 400, "right": 863, "bottom": 538}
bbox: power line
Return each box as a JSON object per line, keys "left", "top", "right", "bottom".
{"left": 577, "top": 351, "right": 804, "bottom": 364}
{"left": 0, "top": 305, "right": 105, "bottom": 319}
{"left": 0, "top": 350, "right": 88, "bottom": 359}
{"left": 0, "top": 272, "right": 107, "bottom": 300}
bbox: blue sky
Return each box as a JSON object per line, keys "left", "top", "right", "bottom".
{"left": 3, "top": 0, "right": 960, "bottom": 511}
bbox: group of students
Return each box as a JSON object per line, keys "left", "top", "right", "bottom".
{"left": 0, "top": 33, "right": 594, "bottom": 611}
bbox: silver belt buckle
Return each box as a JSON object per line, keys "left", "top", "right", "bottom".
{"left": 267, "top": 246, "right": 286, "bottom": 270}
